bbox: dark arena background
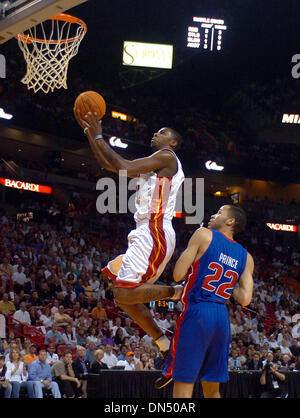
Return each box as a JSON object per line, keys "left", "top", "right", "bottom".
{"left": 0, "top": 0, "right": 299, "bottom": 406}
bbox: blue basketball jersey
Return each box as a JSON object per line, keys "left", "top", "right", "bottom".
{"left": 185, "top": 229, "right": 247, "bottom": 305}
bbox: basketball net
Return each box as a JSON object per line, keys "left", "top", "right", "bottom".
{"left": 16, "top": 14, "right": 87, "bottom": 94}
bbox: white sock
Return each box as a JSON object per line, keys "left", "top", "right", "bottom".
{"left": 155, "top": 335, "right": 170, "bottom": 352}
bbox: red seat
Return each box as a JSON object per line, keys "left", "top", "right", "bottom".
{"left": 56, "top": 345, "right": 71, "bottom": 357}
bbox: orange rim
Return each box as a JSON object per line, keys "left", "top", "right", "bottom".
{"left": 16, "top": 13, "right": 87, "bottom": 45}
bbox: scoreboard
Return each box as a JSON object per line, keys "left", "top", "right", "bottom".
{"left": 186, "top": 17, "right": 227, "bottom": 51}
{"left": 149, "top": 300, "right": 175, "bottom": 312}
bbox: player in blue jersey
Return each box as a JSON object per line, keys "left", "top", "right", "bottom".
{"left": 155, "top": 204, "right": 254, "bottom": 398}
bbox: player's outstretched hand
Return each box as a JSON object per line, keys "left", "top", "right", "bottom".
{"left": 84, "top": 111, "right": 103, "bottom": 140}
{"left": 73, "top": 109, "right": 103, "bottom": 141}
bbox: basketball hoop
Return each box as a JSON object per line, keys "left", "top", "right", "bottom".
{"left": 16, "top": 14, "right": 87, "bottom": 94}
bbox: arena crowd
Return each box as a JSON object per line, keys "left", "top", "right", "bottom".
{"left": 0, "top": 189, "right": 299, "bottom": 398}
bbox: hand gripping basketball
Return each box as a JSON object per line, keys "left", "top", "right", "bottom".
{"left": 75, "top": 110, "right": 103, "bottom": 140}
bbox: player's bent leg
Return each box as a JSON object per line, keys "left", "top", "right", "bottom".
{"left": 201, "top": 381, "right": 221, "bottom": 398}
{"left": 173, "top": 381, "right": 194, "bottom": 398}
{"left": 113, "top": 283, "right": 176, "bottom": 305}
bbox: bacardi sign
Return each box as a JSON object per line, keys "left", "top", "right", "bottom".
{"left": 0, "top": 178, "right": 52, "bottom": 194}
{"left": 266, "top": 223, "right": 297, "bottom": 232}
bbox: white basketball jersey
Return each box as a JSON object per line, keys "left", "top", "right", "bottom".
{"left": 134, "top": 150, "right": 185, "bottom": 223}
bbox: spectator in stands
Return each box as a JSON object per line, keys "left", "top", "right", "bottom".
{"left": 62, "top": 325, "right": 77, "bottom": 346}
{"left": 292, "top": 319, "right": 300, "bottom": 340}
{"left": 91, "top": 300, "right": 107, "bottom": 321}
{"left": 45, "top": 323, "right": 65, "bottom": 345}
{"left": 123, "top": 317, "right": 134, "bottom": 336}
{"left": 154, "top": 351, "right": 165, "bottom": 370}
{"left": 85, "top": 341, "right": 96, "bottom": 364}
{"left": 86, "top": 326, "right": 101, "bottom": 346}
{"left": 12, "top": 266, "right": 27, "bottom": 294}
{"left": 0, "top": 257, "right": 13, "bottom": 287}
{"left": 90, "top": 349, "right": 108, "bottom": 373}
{"left": 290, "top": 338, "right": 300, "bottom": 357}
{"left": 51, "top": 350, "right": 83, "bottom": 398}
{"left": 54, "top": 305, "right": 73, "bottom": 327}
{"left": 24, "top": 344, "right": 38, "bottom": 365}
{"left": 117, "top": 345, "right": 127, "bottom": 361}
{"left": 268, "top": 334, "right": 280, "bottom": 350}
{"left": 250, "top": 325, "right": 260, "bottom": 344}
{"left": 273, "top": 348, "right": 283, "bottom": 365}
{"left": 46, "top": 343, "right": 59, "bottom": 366}
{"left": 30, "top": 291, "right": 43, "bottom": 309}
{"left": 20, "top": 338, "right": 31, "bottom": 357}
{"left": 114, "top": 327, "right": 125, "bottom": 346}
{"left": 101, "top": 328, "right": 115, "bottom": 346}
{"left": 135, "top": 352, "right": 152, "bottom": 371}
{"left": 279, "top": 339, "right": 293, "bottom": 356}
{"left": 72, "top": 346, "right": 90, "bottom": 398}
{"left": 74, "top": 279, "right": 85, "bottom": 297}
{"left": 280, "top": 354, "right": 294, "bottom": 371}
{"left": 76, "top": 327, "right": 87, "bottom": 347}
{"left": 89, "top": 275, "right": 100, "bottom": 298}
{"left": 229, "top": 350, "right": 242, "bottom": 370}
{"left": 295, "top": 355, "right": 300, "bottom": 371}
{"left": 116, "top": 351, "right": 136, "bottom": 370}
{"left": 111, "top": 317, "right": 128, "bottom": 337}
{"left": 102, "top": 344, "right": 118, "bottom": 369}
{"left": 78, "top": 309, "right": 92, "bottom": 330}
{"left": 277, "top": 327, "right": 292, "bottom": 347}
{"left": 5, "top": 348, "right": 35, "bottom": 398}
{"left": 132, "top": 347, "right": 141, "bottom": 366}
{"left": 129, "top": 328, "right": 141, "bottom": 345}
{"left": 4, "top": 340, "right": 18, "bottom": 363}
{"left": 0, "top": 293, "right": 16, "bottom": 316}
{"left": 247, "top": 352, "right": 263, "bottom": 370}
{"left": 27, "top": 349, "right": 61, "bottom": 398}
{"left": 0, "top": 355, "right": 12, "bottom": 398}
{"left": 39, "top": 306, "right": 54, "bottom": 327}
{"left": 29, "top": 306, "right": 39, "bottom": 326}
{"left": 12, "top": 301, "right": 31, "bottom": 326}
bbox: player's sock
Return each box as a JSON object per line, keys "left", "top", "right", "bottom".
{"left": 169, "top": 284, "right": 184, "bottom": 300}
{"left": 155, "top": 334, "right": 170, "bottom": 352}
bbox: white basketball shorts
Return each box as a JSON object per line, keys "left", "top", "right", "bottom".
{"left": 102, "top": 219, "right": 176, "bottom": 289}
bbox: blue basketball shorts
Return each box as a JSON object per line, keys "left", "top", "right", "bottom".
{"left": 163, "top": 301, "right": 231, "bottom": 383}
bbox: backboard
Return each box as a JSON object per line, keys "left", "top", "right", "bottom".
{"left": 0, "top": 0, "right": 88, "bottom": 44}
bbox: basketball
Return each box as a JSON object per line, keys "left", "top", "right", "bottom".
{"left": 74, "top": 90, "right": 106, "bottom": 122}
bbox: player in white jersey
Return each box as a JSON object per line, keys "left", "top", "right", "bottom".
{"left": 75, "top": 109, "right": 184, "bottom": 353}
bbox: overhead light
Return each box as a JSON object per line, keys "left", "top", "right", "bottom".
{"left": 205, "top": 160, "right": 224, "bottom": 171}
{"left": 81, "top": 163, "right": 85, "bottom": 166}
{"left": 214, "top": 191, "right": 223, "bottom": 196}
{"left": 0, "top": 108, "right": 13, "bottom": 120}
{"left": 111, "top": 111, "right": 128, "bottom": 121}
{"left": 109, "top": 136, "right": 128, "bottom": 149}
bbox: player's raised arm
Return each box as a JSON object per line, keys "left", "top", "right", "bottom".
{"left": 78, "top": 111, "right": 177, "bottom": 177}
{"left": 173, "top": 228, "right": 212, "bottom": 282}
{"left": 74, "top": 109, "right": 118, "bottom": 173}
{"left": 232, "top": 252, "right": 254, "bottom": 306}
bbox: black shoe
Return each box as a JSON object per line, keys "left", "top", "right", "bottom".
{"left": 154, "top": 374, "right": 173, "bottom": 390}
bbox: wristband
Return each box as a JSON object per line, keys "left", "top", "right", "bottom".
{"left": 93, "top": 134, "right": 103, "bottom": 141}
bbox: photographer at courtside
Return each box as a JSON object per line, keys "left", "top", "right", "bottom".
{"left": 259, "top": 361, "right": 288, "bottom": 398}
